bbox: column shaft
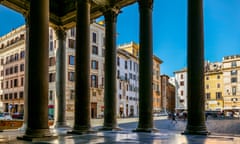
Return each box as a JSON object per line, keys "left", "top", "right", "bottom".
{"left": 184, "top": 0, "right": 209, "bottom": 135}
{"left": 20, "top": 0, "right": 53, "bottom": 139}
{"left": 102, "top": 8, "right": 119, "bottom": 130}
{"left": 55, "top": 28, "right": 68, "bottom": 127}
{"left": 71, "top": 0, "right": 92, "bottom": 133}
{"left": 135, "top": 0, "right": 156, "bottom": 132}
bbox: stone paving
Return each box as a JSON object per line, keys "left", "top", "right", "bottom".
{"left": 1, "top": 117, "right": 240, "bottom": 143}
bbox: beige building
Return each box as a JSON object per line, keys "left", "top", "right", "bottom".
{"left": 0, "top": 22, "right": 106, "bottom": 119}
{"left": 118, "top": 41, "right": 162, "bottom": 113}
{"left": 222, "top": 55, "right": 240, "bottom": 111}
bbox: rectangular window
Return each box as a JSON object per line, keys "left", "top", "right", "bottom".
{"left": 92, "top": 32, "right": 97, "bottom": 43}
{"left": 232, "top": 61, "right": 237, "bottom": 67}
{"left": 49, "top": 73, "right": 55, "bottom": 82}
{"left": 69, "top": 55, "right": 75, "bottom": 65}
{"left": 14, "top": 93, "right": 18, "bottom": 99}
{"left": 70, "top": 28, "right": 75, "bottom": 37}
{"left": 231, "top": 77, "right": 237, "bottom": 83}
{"left": 232, "top": 86, "right": 237, "bottom": 96}
{"left": 180, "top": 81, "right": 184, "bottom": 86}
{"left": 49, "top": 41, "right": 53, "bottom": 51}
{"left": 19, "top": 91, "right": 24, "bottom": 99}
{"left": 49, "top": 91, "right": 53, "bottom": 100}
{"left": 20, "top": 51, "right": 25, "bottom": 59}
{"left": 125, "top": 61, "right": 128, "bottom": 69}
{"left": 14, "top": 79, "right": 18, "bottom": 87}
{"left": 68, "top": 39, "right": 75, "bottom": 48}
{"left": 68, "top": 72, "right": 75, "bottom": 81}
{"left": 231, "top": 70, "right": 238, "bottom": 75}
{"left": 14, "top": 65, "right": 18, "bottom": 73}
{"left": 49, "top": 57, "right": 55, "bottom": 66}
{"left": 206, "top": 93, "right": 211, "bottom": 100}
{"left": 91, "top": 75, "right": 98, "bottom": 88}
{"left": 92, "top": 45, "right": 98, "bottom": 55}
{"left": 216, "top": 92, "right": 222, "bottom": 100}
{"left": 20, "top": 64, "right": 24, "bottom": 71}
{"left": 91, "top": 60, "right": 98, "bottom": 70}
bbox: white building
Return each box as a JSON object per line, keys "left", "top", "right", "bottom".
{"left": 174, "top": 68, "right": 187, "bottom": 112}
{"left": 116, "top": 49, "right": 139, "bottom": 117}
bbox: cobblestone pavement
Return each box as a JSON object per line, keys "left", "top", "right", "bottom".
{"left": 1, "top": 117, "right": 240, "bottom": 143}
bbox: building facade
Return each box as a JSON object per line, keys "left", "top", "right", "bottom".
{"left": 118, "top": 42, "right": 162, "bottom": 114}
{"left": 174, "top": 68, "right": 188, "bottom": 112}
{"left": 222, "top": 55, "right": 240, "bottom": 111}
{"left": 205, "top": 62, "right": 223, "bottom": 111}
{"left": 0, "top": 23, "right": 106, "bottom": 119}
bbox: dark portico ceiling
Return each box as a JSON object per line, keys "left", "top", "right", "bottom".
{"left": 0, "top": 0, "right": 136, "bottom": 29}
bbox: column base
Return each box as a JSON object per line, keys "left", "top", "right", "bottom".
{"left": 133, "top": 128, "right": 159, "bottom": 133}
{"left": 54, "top": 122, "right": 71, "bottom": 129}
{"left": 17, "top": 128, "right": 57, "bottom": 142}
{"left": 99, "top": 126, "right": 122, "bottom": 131}
{"left": 182, "top": 125, "right": 210, "bottom": 135}
{"left": 68, "top": 128, "right": 96, "bottom": 135}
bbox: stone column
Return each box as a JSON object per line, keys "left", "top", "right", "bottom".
{"left": 100, "top": 7, "right": 120, "bottom": 131}
{"left": 134, "top": 0, "right": 157, "bottom": 132}
{"left": 183, "top": 0, "right": 209, "bottom": 135}
{"left": 68, "top": 0, "right": 93, "bottom": 134}
{"left": 54, "top": 28, "right": 68, "bottom": 128}
{"left": 18, "top": 0, "right": 55, "bottom": 140}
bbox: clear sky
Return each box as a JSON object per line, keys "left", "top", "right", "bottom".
{"left": 1, "top": 0, "right": 240, "bottom": 76}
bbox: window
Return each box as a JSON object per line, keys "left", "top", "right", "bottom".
{"left": 232, "top": 61, "right": 237, "bottom": 67}
{"left": 206, "top": 77, "right": 209, "bottom": 80}
{"left": 14, "top": 65, "right": 18, "bottom": 73}
{"left": 49, "top": 41, "right": 53, "bottom": 51}
{"left": 206, "top": 93, "right": 211, "bottom": 100}
{"left": 181, "top": 74, "right": 184, "bottom": 79}
{"left": 231, "top": 77, "right": 237, "bottom": 83}
{"left": 68, "top": 39, "right": 75, "bottom": 48}
{"left": 20, "top": 64, "right": 24, "bottom": 71}
{"left": 91, "top": 60, "right": 98, "bottom": 70}
{"left": 20, "top": 51, "right": 25, "bottom": 59}
{"left": 117, "top": 70, "right": 120, "bottom": 78}
{"left": 70, "top": 90, "right": 74, "bottom": 100}
{"left": 4, "top": 94, "right": 8, "bottom": 100}
{"left": 206, "top": 84, "right": 209, "bottom": 89}
{"left": 180, "top": 81, "right": 184, "bottom": 86}
{"left": 125, "top": 73, "right": 128, "bottom": 80}
{"left": 70, "top": 28, "right": 75, "bottom": 37}
{"left": 14, "top": 93, "right": 18, "bottom": 99}
{"left": 68, "top": 72, "right": 75, "bottom": 81}
{"left": 14, "top": 79, "right": 18, "bottom": 87}
{"left": 216, "top": 92, "right": 222, "bottom": 100}
{"left": 231, "top": 70, "right": 238, "bottom": 75}
{"left": 49, "top": 73, "right": 55, "bottom": 82}
{"left": 49, "top": 91, "right": 53, "bottom": 100}
{"left": 19, "top": 91, "right": 24, "bottom": 99}
{"left": 181, "top": 90, "right": 184, "bottom": 96}
{"left": 21, "top": 77, "right": 24, "bottom": 86}
{"left": 232, "top": 86, "right": 237, "bottom": 96}
{"left": 92, "top": 32, "right": 97, "bottom": 43}
{"left": 125, "top": 61, "right": 128, "bottom": 69}
{"left": 117, "top": 57, "right": 120, "bottom": 66}
{"left": 69, "top": 55, "right": 75, "bottom": 65}
{"left": 49, "top": 57, "right": 55, "bottom": 66}
{"left": 91, "top": 75, "right": 98, "bottom": 88}
{"left": 217, "top": 83, "right": 220, "bottom": 88}
{"left": 92, "top": 45, "right": 98, "bottom": 55}
{"left": 217, "top": 75, "right": 220, "bottom": 79}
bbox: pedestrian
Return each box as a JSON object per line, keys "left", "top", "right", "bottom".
{"left": 171, "top": 112, "right": 177, "bottom": 124}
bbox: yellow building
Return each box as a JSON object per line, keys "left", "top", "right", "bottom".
{"left": 205, "top": 62, "right": 223, "bottom": 111}
{"left": 118, "top": 41, "right": 163, "bottom": 113}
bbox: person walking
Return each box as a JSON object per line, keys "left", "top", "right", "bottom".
{"left": 171, "top": 112, "right": 177, "bottom": 124}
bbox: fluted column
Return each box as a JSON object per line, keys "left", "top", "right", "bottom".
{"left": 134, "top": 0, "right": 157, "bottom": 132}
{"left": 54, "top": 28, "right": 68, "bottom": 128}
{"left": 100, "top": 7, "right": 120, "bottom": 131}
{"left": 183, "top": 0, "right": 209, "bottom": 135}
{"left": 68, "top": 0, "right": 93, "bottom": 134}
{"left": 17, "top": 0, "right": 55, "bottom": 140}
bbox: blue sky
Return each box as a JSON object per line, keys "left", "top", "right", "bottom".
{"left": 1, "top": 1, "right": 240, "bottom": 76}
